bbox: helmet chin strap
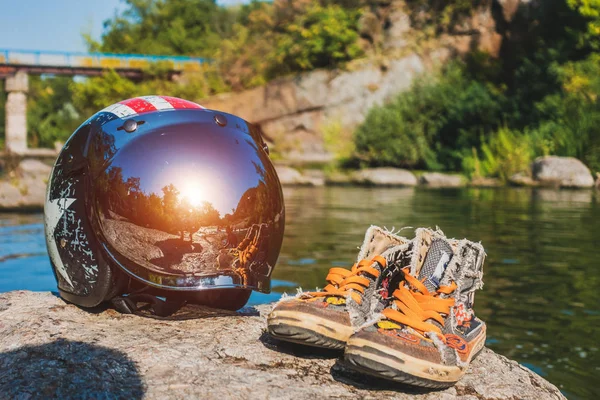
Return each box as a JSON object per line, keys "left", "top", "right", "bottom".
{"left": 110, "top": 292, "right": 187, "bottom": 318}
{"left": 109, "top": 287, "right": 255, "bottom": 320}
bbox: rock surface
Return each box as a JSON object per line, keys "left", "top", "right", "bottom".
{"left": 0, "top": 291, "right": 565, "bottom": 400}
{"left": 419, "top": 173, "right": 466, "bottom": 188}
{"left": 532, "top": 156, "right": 595, "bottom": 188}
{"left": 0, "top": 159, "right": 51, "bottom": 211}
{"left": 509, "top": 172, "right": 539, "bottom": 187}
{"left": 301, "top": 169, "right": 326, "bottom": 187}
{"left": 274, "top": 165, "right": 324, "bottom": 186}
{"left": 326, "top": 170, "right": 354, "bottom": 186}
{"left": 470, "top": 177, "right": 502, "bottom": 188}
{"left": 351, "top": 168, "right": 418, "bottom": 187}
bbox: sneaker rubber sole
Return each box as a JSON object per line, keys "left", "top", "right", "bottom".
{"left": 267, "top": 310, "right": 354, "bottom": 350}
{"left": 344, "top": 333, "right": 486, "bottom": 388}
{"left": 268, "top": 324, "right": 346, "bottom": 350}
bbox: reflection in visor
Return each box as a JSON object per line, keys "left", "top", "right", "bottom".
{"left": 91, "top": 110, "right": 284, "bottom": 293}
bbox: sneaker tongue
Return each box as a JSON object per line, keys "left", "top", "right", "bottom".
{"left": 417, "top": 239, "right": 454, "bottom": 292}
{"left": 357, "top": 226, "right": 408, "bottom": 262}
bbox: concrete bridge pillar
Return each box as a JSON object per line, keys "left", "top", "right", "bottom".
{"left": 5, "top": 70, "right": 29, "bottom": 154}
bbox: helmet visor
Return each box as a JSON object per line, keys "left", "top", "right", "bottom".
{"left": 88, "top": 109, "right": 284, "bottom": 293}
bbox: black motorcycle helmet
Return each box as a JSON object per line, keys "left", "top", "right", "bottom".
{"left": 44, "top": 96, "right": 284, "bottom": 312}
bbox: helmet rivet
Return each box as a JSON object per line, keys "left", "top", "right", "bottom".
{"left": 214, "top": 114, "right": 227, "bottom": 127}
{"left": 123, "top": 119, "right": 138, "bottom": 133}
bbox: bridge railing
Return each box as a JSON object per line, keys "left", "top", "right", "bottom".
{"left": 0, "top": 49, "right": 207, "bottom": 71}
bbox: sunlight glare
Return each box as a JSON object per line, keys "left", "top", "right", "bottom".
{"left": 180, "top": 182, "right": 205, "bottom": 208}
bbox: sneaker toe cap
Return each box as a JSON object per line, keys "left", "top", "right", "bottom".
{"left": 269, "top": 298, "right": 351, "bottom": 326}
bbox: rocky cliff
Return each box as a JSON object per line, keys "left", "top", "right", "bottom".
{"left": 200, "top": 0, "right": 524, "bottom": 163}
{"left": 0, "top": 158, "right": 51, "bottom": 211}
{"left": 0, "top": 291, "right": 565, "bottom": 399}
{"left": 203, "top": 54, "right": 430, "bottom": 163}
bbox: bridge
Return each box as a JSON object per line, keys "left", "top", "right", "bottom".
{"left": 0, "top": 49, "right": 207, "bottom": 79}
{"left": 1, "top": 49, "right": 208, "bottom": 155}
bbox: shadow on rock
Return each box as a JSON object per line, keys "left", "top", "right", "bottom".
{"left": 0, "top": 339, "right": 144, "bottom": 399}
{"left": 258, "top": 331, "right": 341, "bottom": 360}
{"left": 330, "top": 359, "right": 438, "bottom": 394}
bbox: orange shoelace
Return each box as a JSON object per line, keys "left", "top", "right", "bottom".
{"left": 308, "top": 256, "right": 387, "bottom": 304}
{"left": 382, "top": 267, "right": 457, "bottom": 335}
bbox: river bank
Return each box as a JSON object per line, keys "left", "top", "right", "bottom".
{"left": 0, "top": 291, "right": 565, "bottom": 399}
{"left": 275, "top": 155, "right": 597, "bottom": 189}
{"left": 1, "top": 156, "right": 598, "bottom": 212}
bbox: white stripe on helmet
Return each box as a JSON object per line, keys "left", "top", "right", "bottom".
{"left": 101, "top": 103, "right": 137, "bottom": 118}
{"left": 139, "top": 95, "right": 175, "bottom": 110}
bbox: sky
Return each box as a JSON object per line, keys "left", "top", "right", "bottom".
{"left": 0, "top": 0, "right": 248, "bottom": 53}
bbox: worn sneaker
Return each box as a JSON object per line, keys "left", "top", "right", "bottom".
{"left": 344, "top": 228, "right": 487, "bottom": 388}
{"left": 267, "top": 226, "right": 411, "bottom": 349}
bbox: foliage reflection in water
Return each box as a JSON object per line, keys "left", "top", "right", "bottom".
{"left": 1, "top": 187, "right": 598, "bottom": 399}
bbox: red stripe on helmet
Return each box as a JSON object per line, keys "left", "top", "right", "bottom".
{"left": 160, "top": 96, "right": 204, "bottom": 109}
{"left": 119, "top": 97, "right": 157, "bottom": 114}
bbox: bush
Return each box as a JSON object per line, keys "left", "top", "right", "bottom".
{"left": 217, "top": 23, "right": 272, "bottom": 91}
{"left": 353, "top": 53, "right": 600, "bottom": 176}
{"left": 322, "top": 117, "right": 356, "bottom": 165}
{"left": 567, "top": 0, "right": 600, "bottom": 48}
{"left": 71, "top": 70, "right": 138, "bottom": 116}
{"left": 353, "top": 102, "right": 433, "bottom": 169}
{"left": 462, "top": 127, "right": 536, "bottom": 181}
{"left": 268, "top": 3, "right": 363, "bottom": 74}
{"left": 353, "top": 62, "right": 506, "bottom": 170}
{"left": 27, "top": 76, "right": 81, "bottom": 148}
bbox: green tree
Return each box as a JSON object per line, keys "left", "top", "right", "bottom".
{"left": 532, "top": 54, "right": 600, "bottom": 171}
{"left": 268, "top": 3, "right": 363, "bottom": 74}
{"left": 354, "top": 62, "right": 506, "bottom": 170}
{"left": 71, "top": 70, "right": 138, "bottom": 117}
{"left": 568, "top": 0, "right": 600, "bottom": 46}
{"left": 27, "top": 76, "right": 81, "bottom": 148}
{"left": 71, "top": 65, "right": 227, "bottom": 117}
{"left": 404, "top": 0, "right": 486, "bottom": 33}
{"left": 216, "top": 23, "right": 272, "bottom": 90}
{"left": 217, "top": 0, "right": 366, "bottom": 87}
{"left": 88, "top": 0, "right": 237, "bottom": 56}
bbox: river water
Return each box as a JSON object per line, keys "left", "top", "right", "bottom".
{"left": 1, "top": 186, "right": 598, "bottom": 399}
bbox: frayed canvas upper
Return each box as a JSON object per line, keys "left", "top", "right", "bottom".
{"left": 357, "top": 225, "right": 410, "bottom": 261}
{"left": 355, "top": 227, "right": 487, "bottom": 368}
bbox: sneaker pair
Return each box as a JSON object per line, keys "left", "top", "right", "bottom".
{"left": 267, "top": 226, "right": 487, "bottom": 388}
